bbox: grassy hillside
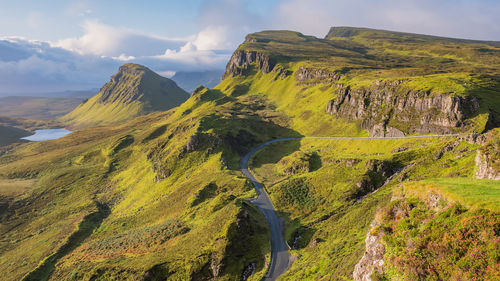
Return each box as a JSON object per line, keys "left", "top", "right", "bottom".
{"left": 249, "top": 136, "right": 498, "bottom": 280}
{"left": 61, "top": 63, "right": 188, "bottom": 128}
{"left": 0, "top": 85, "right": 305, "bottom": 280}
{"left": 0, "top": 27, "right": 498, "bottom": 281}
{"left": 218, "top": 28, "right": 500, "bottom": 136}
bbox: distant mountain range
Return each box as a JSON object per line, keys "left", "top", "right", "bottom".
{"left": 171, "top": 70, "right": 223, "bottom": 93}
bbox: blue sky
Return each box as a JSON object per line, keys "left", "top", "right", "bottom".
{"left": 0, "top": 0, "right": 499, "bottom": 93}
{"left": 0, "top": 0, "right": 278, "bottom": 41}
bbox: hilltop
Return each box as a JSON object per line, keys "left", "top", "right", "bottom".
{"left": 219, "top": 27, "right": 500, "bottom": 136}
{"left": 61, "top": 63, "right": 188, "bottom": 128}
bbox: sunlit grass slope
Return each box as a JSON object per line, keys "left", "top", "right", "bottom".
{"left": 61, "top": 63, "right": 188, "bottom": 128}
{"left": 249, "top": 134, "right": 498, "bottom": 279}
{"left": 0, "top": 85, "right": 309, "bottom": 280}
{"left": 217, "top": 28, "right": 500, "bottom": 135}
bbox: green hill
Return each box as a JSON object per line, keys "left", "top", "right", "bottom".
{"left": 218, "top": 27, "right": 500, "bottom": 136}
{"left": 61, "top": 63, "right": 188, "bottom": 128}
{"left": 0, "top": 27, "right": 498, "bottom": 281}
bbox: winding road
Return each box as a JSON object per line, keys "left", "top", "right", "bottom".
{"left": 241, "top": 134, "right": 462, "bottom": 280}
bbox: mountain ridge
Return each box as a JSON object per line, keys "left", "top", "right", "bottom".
{"left": 326, "top": 26, "right": 500, "bottom": 45}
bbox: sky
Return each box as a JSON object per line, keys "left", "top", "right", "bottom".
{"left": 0, "top": 0, "right": 499, "bottom": 93}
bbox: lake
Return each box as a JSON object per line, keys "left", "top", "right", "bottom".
{"left": 21, "top": 128, "right": 72, "bottom": 141}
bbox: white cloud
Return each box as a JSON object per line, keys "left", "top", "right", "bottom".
{"left": 192, "top": 26, "right": 231, "bottom": 51}
{"left": 0, "top": 37, "right": 119, "bottom": 93}
{"left": 112, "top": 54, "right": 136, "bottom": 61}
{"left": 53, "top": 20, "right": 186, "bottom": 57}
{"left": 2, "top": 0, "right": 500, "bottom": 94}
{"left": 0, "top": 23, "right": 232, "bottom": 93}
{"left": 158, "top": 70, "right": 176, "bottom": 78}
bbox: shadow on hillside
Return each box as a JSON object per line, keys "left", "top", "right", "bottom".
{"left": 465, "top": 76, "right": 500, "bottom": 132}
{"left": 249, "top": 139, "right": 302, "bottom": 171}
{"left": 22, "top": 202, "right": 110, "bottom": 281}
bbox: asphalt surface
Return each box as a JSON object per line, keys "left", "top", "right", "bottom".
{"left": 241, "top": 134, "right": 462, "bottom": 280}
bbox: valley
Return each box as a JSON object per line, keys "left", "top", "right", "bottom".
{"left": 0, "top": 27, "right": 498, "bottom": 281}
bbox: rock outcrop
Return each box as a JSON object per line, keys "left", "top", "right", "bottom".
{"left": 326, "top": 81, "right": 481, "bottom": 135}
{"left": 223, "top": 50, "right": 276, "bottom": 79}
{"left": 475, "top": 151, "right": 500, "bottom": 180}
{"left": 295, "top": 66, "right": 341, "bottom": 82}
{"left": 353, "top": 221, "right": 385, "bottom": 281}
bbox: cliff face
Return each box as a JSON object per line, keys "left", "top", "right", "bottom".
{"left": 326, "top": 81, "right": 481, "bottom": 135}
{"left": 353, "top": 221, "right": 385, "bottom": 281}
{"left": 475, "top": 151, "right": 500, "bottom": 180}
{"left": 295, "top": 66, "right": 341, "bottom": 82}
{"left": 222, "top": 50, "right": 276, "bottom": 79}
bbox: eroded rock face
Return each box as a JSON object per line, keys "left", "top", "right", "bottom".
{"left": 326, "top": 82, "right": 481, "bottom": 135}
{"left": 241, "top": 263, "right": 256, "bottom": 281}
{"left": 475, "top": 151, "right": 500, "bottom": 180}
{"left": 295, "top": 66, "right": 341, "bottom": 82}
{"left": 223, "top": 50, "right": 276, "bottom": 79}
{"left": 369, "top": 123, "right": 405, "bottom": 137}
{"left": 353, "top": 221, "right": 385, "bottom": 281}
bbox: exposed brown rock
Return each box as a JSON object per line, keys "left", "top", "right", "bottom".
{"left": 223, "top": 50, "right": 276, "bottom": 79}
{"left": 295, "top": 66, "right": 341, "bottom": 82}
{"left": 326, "top": 82, "right": 481, "bottom": 135}
{"left": 475, "top": 151, "right": 500, "bottom": 180}
{"left": 353, "top": 221, "right": 385, "bottom": 281}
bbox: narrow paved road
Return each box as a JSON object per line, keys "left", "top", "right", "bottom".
{"left": 241, "top": 134, "right": 462, "bottom": 280}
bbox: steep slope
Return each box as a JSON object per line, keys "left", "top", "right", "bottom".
{"left": 61, "top": 63, "right": 188, "bottom": 128}
{"left": 215, "top": 27, "right": 500, "bottom": 280}
{"left": 218, "top": 28, "right": 500, "bottom": 136}
{"left": 0, "top": 27, "right": 499, "bottom": 281}
{"left": 0, "top": 85, "right": 302, "bottom": 280}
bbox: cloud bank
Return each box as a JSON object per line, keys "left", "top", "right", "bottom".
{"left": 0, "top": 21, "right": 232, "bottom": 93}
{"left": 1, "top": 0, "right": 499, "bottom": 94}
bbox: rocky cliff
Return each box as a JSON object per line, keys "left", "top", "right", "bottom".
{"left": 326, "top": 81, "right": 481, "bottom": 136}
{"left": 353, "top": 221, "right": 385, "bottom": 281}
{"left": 475, "top": 151, "right": 500, "bottom": 180}
{"left": 474, "top": 129, "right": 500, "bottom": 180}
{"left": 295, "top": 66, "right": 341, "bottom": 82}
{"left": 223, "top": 50, "right": 276, "bottom": 79}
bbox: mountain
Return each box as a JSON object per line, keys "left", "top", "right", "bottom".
{"left": 60, "top": 63, "right": 188, "bottom": 128}
{"left": 0, "top": 27, "right": 498, "bottom": 281}
{"left": 171, "top": 70, "right": 224, "bottom": 92}
{"left": 220, "top": 28, "right": 500, "bottom": 136}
